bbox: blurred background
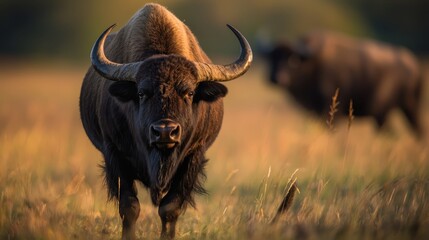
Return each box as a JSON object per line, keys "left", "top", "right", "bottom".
{"left": 1, "top": 0, "right": 428, "bottom": 62}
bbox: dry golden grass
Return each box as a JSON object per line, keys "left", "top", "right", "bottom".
{"left": 0, "top": 61, "right": 428, "bottom": 239}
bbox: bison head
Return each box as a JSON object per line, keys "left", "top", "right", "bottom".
{"left": 266, "top": 42, "right": 312, "bottom": 87}
{"left": 90, "top": 24, "right": 252, "bottom": 202}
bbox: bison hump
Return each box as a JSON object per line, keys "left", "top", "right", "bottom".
{"left": 112, "top": 3, "right": 210, "bottom": 63}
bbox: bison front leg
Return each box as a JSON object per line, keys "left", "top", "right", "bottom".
{"left": 158, "top": 194, "right": 186, "bottom": 240}
{"left": 119, "top": 178, "right": 140, "bottom": 240}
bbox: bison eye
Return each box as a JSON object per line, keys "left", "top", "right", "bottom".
{"left": 187, "top": 91, "right": 195, "bottom": 97}
{"left": 138, "top": 91, "right": 144, "bottom": 99}
{"left": 138, "top": 90, "right": 153, "bottom": 101}
{"left": 183, "top": 90, "right": 194, "bottom": 102}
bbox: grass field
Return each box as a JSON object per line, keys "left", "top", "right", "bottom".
{"left": 0, "top": 61, "right": 428, "bottom": 239}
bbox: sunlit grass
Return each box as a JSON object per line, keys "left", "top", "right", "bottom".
{"left": 0, "top": 62, "right": 428, "bottom": 239}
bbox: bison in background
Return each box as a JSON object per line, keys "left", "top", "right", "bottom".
{"left": 80, "top": 3, "right": 252, "bottom": 239}
{"left": 263, "top": 31, "right": 424, "bottom": 136}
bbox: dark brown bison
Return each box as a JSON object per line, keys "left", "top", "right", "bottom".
{"left": 264, "top": 32, "right": 423, "bottom": 135}
{"left": 79, "top": 4, "right": 252, "bottom": 239}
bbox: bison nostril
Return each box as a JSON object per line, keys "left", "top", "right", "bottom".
{"left": 151, "top": 126, "right": 160, "bottom": 137}
{"left": 170, "top": 126, "right": 180, "bottom": 138}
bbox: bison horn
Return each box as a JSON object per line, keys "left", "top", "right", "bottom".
{"left": 90, "top": 24, "right": 141, "bottom": 81}
{"left": 194, "top": 24, "right": 253, "bottom": 82}
{"left": 91, "top": 24, "right": 252, "bottom": 82}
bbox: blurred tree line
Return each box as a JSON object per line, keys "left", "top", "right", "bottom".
{"left": 0, "top": 0, "right": 428, "bottom": 62}
{"left": 336, "top": 0, "right": 429, "bottom": 54}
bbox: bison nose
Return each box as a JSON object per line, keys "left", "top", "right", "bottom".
{"left": 149, "top": 119, "right": 182, "bottom": 149}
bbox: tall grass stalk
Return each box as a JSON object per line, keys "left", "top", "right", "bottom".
{"left": 342, "top": 100, "right": 355, "bottom": 170}
{"left": 271, "top": 169, "right": 300, "bottom": 223}
{"left": 326, "top": 88, "right": 340, "bottom": 132}
{"left": 255, "top": 166, "right": 272, "bottom": 220}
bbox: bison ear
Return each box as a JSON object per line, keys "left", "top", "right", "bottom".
{"left": 194, "top": 82, "right": 228, "bottom": 103}
{"left": 109, "top": 81, "right": 138, "bottom": 103}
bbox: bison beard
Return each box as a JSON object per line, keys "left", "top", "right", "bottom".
{"left": 79, "top": 3, "right": 252, "bottom": 239}
{"left": 149, "top": 149, "right": 208, "bottom": 206}
{"left": 149, "top": 150, "right": 179, "bottom": 204}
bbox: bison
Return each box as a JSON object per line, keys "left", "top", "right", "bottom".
{"left": 263, "top": 32, "right": 423, "bottom": 136}
{"left": 79, "top": 3, "right": 252, "bottom": 239}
